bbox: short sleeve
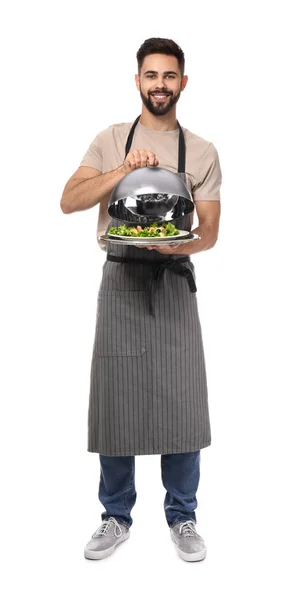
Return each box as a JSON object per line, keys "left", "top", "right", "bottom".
{"left": 79, "top": 133, "right": 103, "bottom": 171}
{"left": 193, "top": 143, "right": 222, "bottom": 201}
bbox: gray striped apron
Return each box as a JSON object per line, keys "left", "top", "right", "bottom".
{"left": 87, "top": 117, "right": 211, "bottom": 456}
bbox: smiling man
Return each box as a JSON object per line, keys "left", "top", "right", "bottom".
{"left": 60, "top": 37, "right": 222, "bottom": 563}
{"left": 138, "top": 62, "right": 185, "bottom": 115}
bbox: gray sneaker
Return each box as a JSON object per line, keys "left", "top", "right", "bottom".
{"left": 84, "top": 517, "right": 130, "bottom": 560}
{"left": 170, "top": 520, "right": 207, "bottom": 562}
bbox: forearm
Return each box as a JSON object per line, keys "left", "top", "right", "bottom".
{"left": 60, "top": 165, "right": 126, "bottom": 213}
{"left": 190, "top": 222, "right": 219, "bottom": 254}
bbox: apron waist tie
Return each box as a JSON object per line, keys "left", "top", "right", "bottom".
{"left": 106, "top": 254, "right": 197, "bottom": 316}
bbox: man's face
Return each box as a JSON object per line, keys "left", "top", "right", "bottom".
{"left": 135, "top": 54, "right": 188, "bottom": 116}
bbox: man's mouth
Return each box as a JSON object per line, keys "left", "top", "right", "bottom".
{"left": 150, "top": 92, "right": 171, "bottom": 101}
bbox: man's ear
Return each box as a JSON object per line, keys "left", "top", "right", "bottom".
{"left": 135, "top": 74, "right": 140, "bottom": 91}
{"left": 181, "top": 75, "right": 188, "bottom": 91}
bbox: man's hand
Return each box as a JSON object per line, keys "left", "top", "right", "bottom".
{"left": 121, "top": 149, "right": 159, "bottom": 174}
{"left": 139, "top": 240, "right": 197, "bottom": 254}
{"left": 139, "top": 201, "right": 221, "bottom": 255}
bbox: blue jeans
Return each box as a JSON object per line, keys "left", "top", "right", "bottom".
{"left": 98, "top": 451, "right": 201, "bottom": 528}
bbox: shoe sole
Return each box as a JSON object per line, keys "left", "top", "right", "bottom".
{"left": 170, "top": 530, "right": 207, "bottom": 562}
{"left": 84, "top": 531, "right": 130, "bottom": 560}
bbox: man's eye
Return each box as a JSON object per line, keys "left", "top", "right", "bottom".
{"left": 145, "top": 74, "right": 175, "bottom": 79}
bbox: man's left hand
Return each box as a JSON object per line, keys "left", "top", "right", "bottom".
{"left": 140, "top": 240, "right": 199, "bottom": 255}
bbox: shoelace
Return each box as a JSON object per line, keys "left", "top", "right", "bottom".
{"left": 179, "top": 520, "right": 199, "bottom": 537}
{"left": 92, "top": 517, "right": 123, "bottom": 539}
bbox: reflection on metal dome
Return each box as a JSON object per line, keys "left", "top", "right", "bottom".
{"left": 108, "top": 167, "right": 194, "bottom": 224}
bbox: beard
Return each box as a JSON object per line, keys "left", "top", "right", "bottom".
{"left": 139, "top": 88, "right": 181, "bottom": 116}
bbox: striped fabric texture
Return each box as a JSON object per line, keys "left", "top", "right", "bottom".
{"left": 87, "top": 214, "right": 211, "bottom": 456}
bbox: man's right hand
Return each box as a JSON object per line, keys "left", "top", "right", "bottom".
{"left": 120, "top": 149, "right": 159, "bottom": 174}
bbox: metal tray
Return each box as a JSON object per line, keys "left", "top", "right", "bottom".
{"left": 99, "top": 232, "right": 200, "bottom": 246}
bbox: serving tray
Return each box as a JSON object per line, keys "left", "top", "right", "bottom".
{"left": 99, "top": 232, "right": 200, "bottom": 246}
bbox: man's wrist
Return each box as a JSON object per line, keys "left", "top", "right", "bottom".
{"left": 117, "top": 164, "right": 128, "bottom": 176}
{"left": 190, "top": 225, "right": 217, "bottom": 253}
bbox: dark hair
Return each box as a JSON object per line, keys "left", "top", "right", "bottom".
{"left": 136, "top": 38, "right": 185, "bottom": 76}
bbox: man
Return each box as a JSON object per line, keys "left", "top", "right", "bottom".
{"left": 60, "top": 37, "right": 222, "bottom": 562}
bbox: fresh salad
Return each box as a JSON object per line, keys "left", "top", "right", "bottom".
{"left": 108, "top": 222, "right": 180, "bottom": 238}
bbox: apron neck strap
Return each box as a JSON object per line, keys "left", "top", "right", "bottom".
{"left": 124, "top": 115, "right": 186, "bottom": 174}
{"left": 177, "top": 121, "right": 185, "bottom": 173}
{"left": 125, "top": 115, "right": 141, "bottom": 158}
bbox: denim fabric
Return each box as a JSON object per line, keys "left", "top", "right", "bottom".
{"left": 98, "top": 451, "right": 200, "bottom": 528}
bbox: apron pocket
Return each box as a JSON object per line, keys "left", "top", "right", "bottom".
{"left": 94, "top": 290, "right": 147, "bottom": 357}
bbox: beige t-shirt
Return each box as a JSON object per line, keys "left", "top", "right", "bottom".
{"left": 79, "top": 120, "right": 222, "bottom": 242}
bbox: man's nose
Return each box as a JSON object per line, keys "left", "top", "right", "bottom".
{"left": 155, "top": 76, "right": 166, "bottom": 88}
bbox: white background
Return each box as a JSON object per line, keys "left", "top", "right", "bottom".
{"left": 1, "top": 0, "right": 291, "bottom": 598}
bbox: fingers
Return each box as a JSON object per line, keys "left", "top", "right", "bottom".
{"left": 151, "top": 244, "right": 180, "bottom": 254}
{"left": 123, "top": 149, "right": 159, "bottom": 172}
{"left": 145, "top": 151, "right": 159, "bottom": 167}
{"left": 134, "top": 243, "right": 180, "bottom": 251}
{"left": 136, "top": 245, "right": 178, "bottom": 252}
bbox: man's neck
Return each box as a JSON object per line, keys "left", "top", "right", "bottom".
{"left": 139, "top": 107, "right": 178, "bottom": 131}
